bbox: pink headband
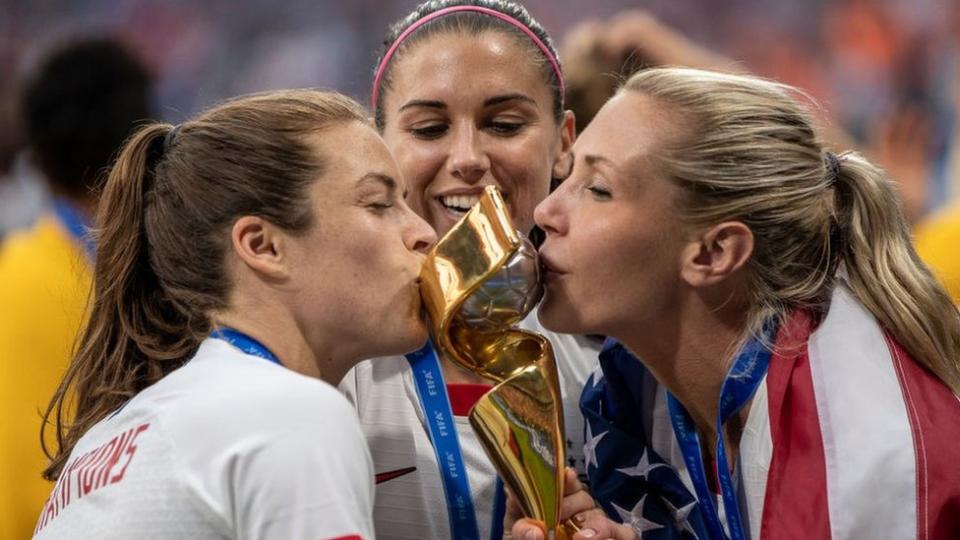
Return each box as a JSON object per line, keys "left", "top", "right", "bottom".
{"left": 371, "top": 5, "right": 565, "bottom": 109}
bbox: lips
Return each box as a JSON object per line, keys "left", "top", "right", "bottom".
{"left": 539, "top": 253, "right": 566, "bottom": 283}
{"left": 433, "top": 187, "right": 509, "bottom": 217}
{"left": 439, "top": 194, "right": 481, "bottom": 213}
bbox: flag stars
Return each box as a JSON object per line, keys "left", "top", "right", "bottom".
{"left": 615, "top": 448, "right": 668, "bottom": 481}
{"left": 583, "top": 422, "right": 608, "bottom": 471}
{"left": 612, "top": 495, "right": 664, "bottom": 534}
{"left": 664, "top": 498, "right": 699, "bottom": 538}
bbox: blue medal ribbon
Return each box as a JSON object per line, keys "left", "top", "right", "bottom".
{"left": 666, "top": 322, "right": 777, "bottom": 540}
{"left": 406, "top": 340, "right": 507, "bottom": 540}
{"left": 211, "top": 327, "right": 282, "bottom": 366}
{"left": 52, "top": 198, "right": 95, "bottom": 261}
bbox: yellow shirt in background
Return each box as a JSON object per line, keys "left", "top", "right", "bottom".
{"left": 0, "top": 214, "right": 92, "bottom": 539}
{"left": 915, "top": 204, "right": 960, "bottom": 304}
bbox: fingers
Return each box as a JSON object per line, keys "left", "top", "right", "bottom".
{"left": 573, "top": 513, "right": 637, "bottom": 540}
{"left": 570, "top": 508, "right": 609, "bottom": 528}
{"left": 510, "top": 518, "right": 547, "bottom": 540}
{"left": 503, "top": 485, "right": 523, "bottom": 530}
{"left": 563, "top": 467, "right": 584, "bottom": 495}
{"left": 560, "top": 489, "right": 597, "bottom": 523}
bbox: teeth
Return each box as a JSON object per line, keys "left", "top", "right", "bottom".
{"left": 439, "top": 194, "right": 481, "bottom": 212}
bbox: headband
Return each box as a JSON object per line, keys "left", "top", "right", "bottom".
{"left": 371, "top": 5, "right": 565, "bottom": 109}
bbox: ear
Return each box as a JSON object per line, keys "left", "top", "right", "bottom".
{"left": 230, "top": 216, "right": 290, "bottom": 280}
{"left": 551, "top": 110, "right": 577, "bottom": 180}
{"left": 680, "top": 221, "right": 753, "bottom": 288}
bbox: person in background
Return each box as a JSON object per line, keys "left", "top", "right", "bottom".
{"left": 0, "top": 38, "right": 152, "bottom": 540}
{"left": 339, "top": 1, "right": 602, "bottom": 538}
{"left": 0, "top": 82, "right": 46, "bottom": 242}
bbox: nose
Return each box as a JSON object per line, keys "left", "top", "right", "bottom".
{"left": 534, "top": 187, "right": 566, "bottom": 237}
{"left": 446, "top": 124, "right": 489, "bottom": 184}
{"left": 407, "top": 211, "right": 438, "bottom": 254}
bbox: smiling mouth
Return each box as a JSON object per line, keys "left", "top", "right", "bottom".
{"left": 436, "top": 191, "right": 513, "bottom": 216}
{"left": 437, "top": 194, "right": 482, "bottom": 215}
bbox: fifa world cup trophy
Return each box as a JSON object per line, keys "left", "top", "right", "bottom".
{"left": 419, "top": 186, "right": 578, "bottom": 539}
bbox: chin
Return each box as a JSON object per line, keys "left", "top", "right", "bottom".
{"left": 536, "top": 296, "right": 587, "bottom": 335}
{"left": 395, "top": 320, "right": 431, "bottom": 356}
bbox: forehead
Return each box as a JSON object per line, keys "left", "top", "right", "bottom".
{"left": 575, "top": 92, "right": 684, "bottom": 170}
{"left": 309, "top": 121, "right": 399, "bottom": 185}
{"left": 385, "top": 30, "right": 553, "bottom": 109}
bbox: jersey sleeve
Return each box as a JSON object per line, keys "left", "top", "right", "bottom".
{"left": 231, "top": 388, "right": 375, "bottom": 540}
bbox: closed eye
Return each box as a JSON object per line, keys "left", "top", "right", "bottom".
{"left": 586, "top": 183, "right": 614, "bottom": 200}
{"left": 409, "top": 123, "right": 448, "bottom": 139}
{"left": 487, "top": 120, "right": 525, "bottom": 135}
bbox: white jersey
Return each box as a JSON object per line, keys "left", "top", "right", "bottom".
{"left": 339, "top": 310, "right": 601, "bottom": 540}
{"left": 34, "top": 338, "right": 375, "bottom": 540}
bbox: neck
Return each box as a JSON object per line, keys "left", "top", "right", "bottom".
{"left": 620, "top": 292, "right": 750, "bottom": 441}
{"left": 214, "top": 304, "right": 324, "bottom": 381}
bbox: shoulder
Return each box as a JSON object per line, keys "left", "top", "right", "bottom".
{"left": 152, "top": 340, "right": 362, "bottom": 445}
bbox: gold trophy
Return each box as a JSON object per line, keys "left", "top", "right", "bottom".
{"left": 419, "top": 186, "right": 577, "bottom": 539}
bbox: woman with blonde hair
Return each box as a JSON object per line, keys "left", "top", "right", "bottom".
{"left": 34, "top": 90, "right": 435, "bottom": 539}
{"left": 521, "top": 67, "right": 960, "bottom": 539}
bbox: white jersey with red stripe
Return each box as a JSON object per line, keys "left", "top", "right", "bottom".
{"left": 33, "top": 338, "right": 375, "bottom": 540}
{"left": 339, "top": 309, "right": 602, "bottom": 540}
{"left": 583, "top": 282, "right": 960, "bottom": 539}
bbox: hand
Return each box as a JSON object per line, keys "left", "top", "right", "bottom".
{"left": 508, "top": 468, "right": 628, "bottom": 539}
{"left": 568, "top": 511, "right": 638, "bottom": 540}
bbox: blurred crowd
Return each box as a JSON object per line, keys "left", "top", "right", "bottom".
{"left": 1, "top": 1, "right": 959, "bottom": 537}
{"left": 2, "top": 0, "right": 959, "bottom": 232}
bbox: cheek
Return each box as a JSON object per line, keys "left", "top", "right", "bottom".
{"left": 494, "top": 142, "right": 553, "bottom": 230}
{"left": 391, "top": 138, "right": 442, "bottom": 196}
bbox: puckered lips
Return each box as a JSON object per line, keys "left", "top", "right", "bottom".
{"left": 539, "top": 251, "right": 566, "bottom": 284}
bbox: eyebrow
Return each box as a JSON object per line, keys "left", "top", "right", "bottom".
{"left": 583, "top": 154, "right": 615, "bottom": 168}
{"left": 356, "top": 173, "right": 397, "bottom": 190}
{"left": 397, "top": 93, "right": 539, "bottom": 113}
{"left": 484, "top": 93, "right": 538, "bottom": 109}
{"left": 398, "top": 99, "right": 445, "bottom": 113}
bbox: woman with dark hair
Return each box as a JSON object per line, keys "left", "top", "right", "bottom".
{"left": 339, "top": 1, "right": 602, "bottom": 539}
{"left": 33, "top": 90, "right": 435, "bottom": 539}
{"left": 526, "top": 67, "right": 960, "bottom": 539}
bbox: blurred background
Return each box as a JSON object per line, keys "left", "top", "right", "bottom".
{"left": 2, "top": 0, "right": 959, "bottom": 229}
{"left": 0, "top": 0, "right": 958, "bottom": 216}
{"left": 0, "top": 2, "right": 959, "bottom": 536}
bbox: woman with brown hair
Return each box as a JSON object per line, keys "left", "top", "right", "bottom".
{"left": 520, "top": 67, "right": 960, "bottom": 539}
{"left": 33, "top": 90, "right": 435, "bottom": 539}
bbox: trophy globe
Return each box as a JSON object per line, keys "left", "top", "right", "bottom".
{"left": 458, "top": 235, "right": 543, "bottom": 330}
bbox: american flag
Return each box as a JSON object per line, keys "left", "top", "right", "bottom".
{"left": 579, "top": 284, "right": 960, "bottom": 539}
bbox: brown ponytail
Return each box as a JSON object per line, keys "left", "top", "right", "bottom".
{"left": 42, "top": 90, "right": 368, "bottom": 479}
